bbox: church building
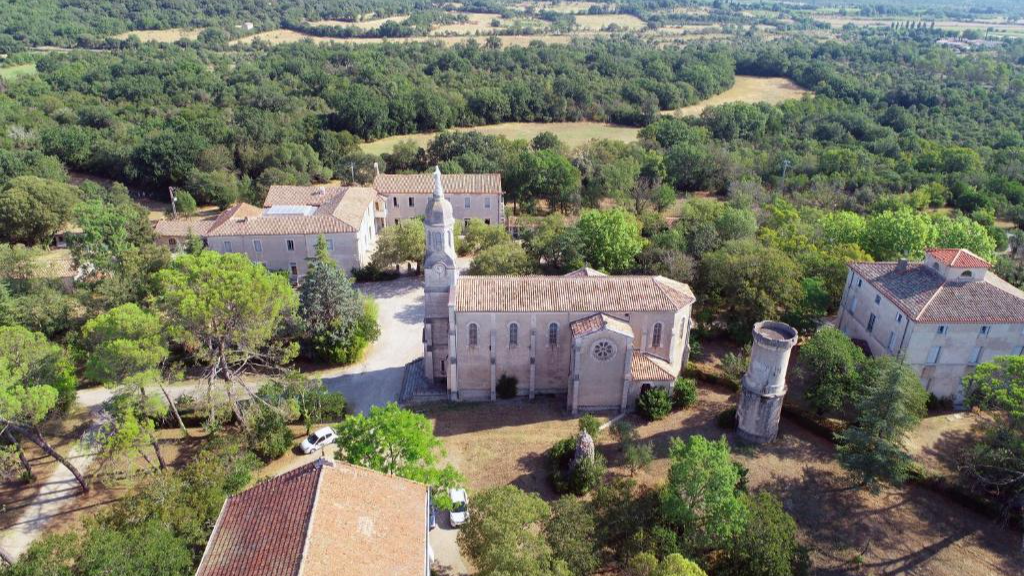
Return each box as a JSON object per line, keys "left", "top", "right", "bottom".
{"left": 422, "top": 168, "right": 696, "bottom": 414}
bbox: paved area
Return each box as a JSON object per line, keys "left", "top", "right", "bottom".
{"left": 0, "top": 422, "right": 100, "bottom": 560}
{"left": 431, "top": 511, "right": 470, "bottom": 576}
{"left": 323, "top": 277, "right": 425, "bottom": 414}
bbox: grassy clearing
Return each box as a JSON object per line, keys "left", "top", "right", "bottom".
{"left": 432, "top": 12, "right": 507, "bottom": 35}
{"left": 0, "top": 63, "right": 38, "bottom": 80}
{"left": 309, "top": 15, "right": 410, "bottom": 29}
{"left": 514, "top": 1, "right": 601, "bottom": 13}
{"left": 664, "top": 75, "right": 810, "bottom": 117}
{"left": 361, "top": 121, "right": 638, "bottom": 155}
{"left": 231, "top": 29, "right": 579, "bottom": 46}
{"left": 574, "top": 14, "right": 647, "bottom": 30}
{"left": 112, "top": 28, "right": 203, "bottom": 41}
{"left": 812, "top": 15, "right": 1024, "bottom": 37}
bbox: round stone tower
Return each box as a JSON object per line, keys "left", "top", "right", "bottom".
{"left": 736, "top": 320, "right": 798, "bottom": 444}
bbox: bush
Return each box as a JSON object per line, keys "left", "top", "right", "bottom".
{"left": 717, "top": 407, "right": 737, "bottom": 430}
{"left": 244, "top": 407, "right": 294, "bottom": 461}
{"left": 611, "top": 420, "right": 638, "bottom": 444}
{"left": 637, "top": 388, "right": 672, "bottom": 421}
{"left": 579, "top": 414, "right": 601, "bottom": 437}
{"left": 350, "top": 263, "right": 400, "bottom": 282}
{"left": 926, "top": 392, "right": 953, "bottom": 412}
{"left": 720, "top": 351, "right": 748, "bottom": 390}
{"left": 547, "top": 435, "right": 606, "bottom": 495}
{"left": 174, "top": 190, "right": 197, "bottom": 216}
{"left": 672, "top": 377, "right": 698, "bottom": 409}
{"left": 496, "top": 374, "right": 518, "bottom": 399}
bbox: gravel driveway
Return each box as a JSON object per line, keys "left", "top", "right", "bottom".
{"left": 323, "top": 276, "right": 425, "bottom": 414}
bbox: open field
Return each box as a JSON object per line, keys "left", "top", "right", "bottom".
{"left": 113, "top": 28, "right": 203, "bottom": 41}
{"left": 0, "top": 63, "right": 37, "bottom": 80}
{"left": 231, "top": 29, "right": 579, "bottom": 46}
{"left": 812, "top": 15, "right": 1024, "bottom": 37}
{"left": 665, "top": 75, "right": 810, "bottom": 117}
{"left": 422, "top": 391, "right": 1022, "bottom": 576}
{"left": 432, "top": 12, "right": 506, "bottom": 35}
{"left": 361, "top": 121, "right": 638, "bottom": 155}
{"left": 310, "top": 15, "right": 409, "bottom": 29}
{"left": 514, "top": 1, "right": 603, "bottom": 13}
{"left": 362, "top": 76, "right": 806, "bottom": 155}
{"left": 574, "top": 13, "right": 646, "bottom": 30}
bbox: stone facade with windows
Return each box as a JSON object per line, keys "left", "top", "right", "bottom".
{"left": 373, "top": 172, "right": 504, "bottom": 226}
{"left": 836, "top": 248, "right": 1024, "bottom": 400}
{"left": 420, "top": 168, "right": 695, "bottom": 413}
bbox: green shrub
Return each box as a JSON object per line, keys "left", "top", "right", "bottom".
{"left": 350, "top": 263, "right": 400, "bottom": 282}
{"left": 637, "top": 388, "right": 672, "bottom": 421}
{"left": 496, "top": 374, "right": 518, "bottom": 399}
{"left": 672, "top": 377, "right": 698, "bottom": 409}
{"left": 578, "top": 413, "right": 601, "bottom": 437}
{"left": 926, "top": 392, "right": 953, "bottom": 412}
{"left": 720, "top": 351, "right": 748, "bottom": 390}
{"left": 244, "top": 407, "right": 293, "bottom": 461}
{"left": 611, "top": 420, "right": 638, "bottom": 444}
{"left": 174, "top": 190, "right": 197, "bottom": 216}
{"left": 688, "top": 335, "right": 703, "bottom": 359}
{"left": 547, "top": 435, "right": 606, "bottom": 495}
{"left": 716, "top": 407, "right": 737, "bottom": 430}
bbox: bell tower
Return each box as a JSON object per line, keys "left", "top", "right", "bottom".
{"left": 423, "top": 167, "right": 458, "bottom": 386}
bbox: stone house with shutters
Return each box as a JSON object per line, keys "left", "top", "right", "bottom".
{"left": 421, "top": 167, "right": 694, "bottom": 413}
{"left": 373, "top": 172, "right": 504, "bottom": 227}
{"left": 836, "top": 248, "right": 1024, "bottom": 400}
{"left": 154, "top": 185, "right": 386, "bottom": 279}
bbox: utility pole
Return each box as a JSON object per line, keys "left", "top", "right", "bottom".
{"left": 780, "top": 159, "right": 792, "bottom": 191}
{"left": 350, "top": 162, "right": 356, "bottom": 183}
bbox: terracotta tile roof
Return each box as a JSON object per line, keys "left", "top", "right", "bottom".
{"left": 302, "top": 462, "right": 429, "bottom": 576}
{"left": 454, "top": 275, "right": 695, "bottom": 313}
{"left": 849, "top": 261, "right": 1024, "bottom": 323}
{"left": 564, "top": 267, "right": 607, "bottom": 278}
{"left": 263, "top": 185, "right": 348, "bottom": 207}
{"left": 196, "top": 459, "right": 429, "bottom": 576}
{"left": 373, "top": 173, "right": 503, "bottom": 195}
{"left": 631, "top": 352, "right": 676, "bottom": 382}
{"left": 195, "top": 463, "right": 320, "bottom": 576}
{"left": 205, "top": 189, "right": 375, "bottom": 237}
{"left": 153, "top": 215, "right": 217, "bottom": 237}
{"left": 570, "top": 313, "right": 634, "bottom": 338}
{"left": 926, "top": 248, "right": 991, "bottom": 269}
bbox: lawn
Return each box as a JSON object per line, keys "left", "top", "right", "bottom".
{"left": 361, "top": 121, "right": 639, "bottom": 155}
{"left": 0, "top": 64, "right": 37, "bottom": 81}
{"left": 422, "top": 389, "right": 1021, "bottom": 576}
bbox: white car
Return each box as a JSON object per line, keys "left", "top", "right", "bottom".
{"left": 449, "top": 488, "right": 469, "bottom": 527}
{"left": 299, "top": 427, "right": 337, "bottom": 454}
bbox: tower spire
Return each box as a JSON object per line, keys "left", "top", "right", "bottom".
{"left": 433, "top": 166, "right": 445, "bottom": 199}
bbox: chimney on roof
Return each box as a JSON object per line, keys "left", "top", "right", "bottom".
{"left": 896, "top": 258, "right": 908, "bottom": 272}
{"left": 315, "top": 186, "right": 326, "bottom": 196}
{"left": 373, "top": 162, "right": 380, "bottom": 177}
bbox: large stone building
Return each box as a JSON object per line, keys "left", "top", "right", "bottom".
{"left": 373, "top": 172, "right": 504, "bottom": 226}
{"left": 837, "top": 248, "right": 1024, "bottom": 399}
{"left": 421, "top": 168, "right": 695, "bottom": 413}
{"left": 155, "top": 185, "right": 385, "bottom": 279}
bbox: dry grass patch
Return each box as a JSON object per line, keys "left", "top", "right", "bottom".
{"left": 362, "top": 121, "right": 637, "bottom": 155}
{"left": 664, "top": 75, "right": 810, "bottom": 117}
{"left": 432, "top": 12, "right": 506, "bottom": 35}
{"left": 574, "top": 14, "right": 646, "bottom": 30}
{"left": 112, "top": 28, "right": 203, "bottom": 42}
{"left": 309, "top": 15, "right": 410, "bottom": 29}
{"left": 0, "top": 64, "right": 37, "bottom": 80}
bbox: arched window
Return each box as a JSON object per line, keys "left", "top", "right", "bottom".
{"left": 509, "top": 323, "right": 519, "bottom": 347}
{"left": 961, "top": 270, "right": 973, "bottom": 278}
{"left": 652, "top": 323, "right": 663, "bottom": 349}
{"left": 468, "top": 323, "right": 478, "bottom": 347}
{"left": 548, "top": 323, "right": 559, "bottom": 346}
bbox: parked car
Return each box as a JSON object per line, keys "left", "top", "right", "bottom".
{"left": 429, "top": 504, "right": 437, "bottom": 530}
{"left": 449, "top": 488, "right": 469, "bottom": 527}
{"left": 299, "top": 427, "right": 337, "bottom": 454}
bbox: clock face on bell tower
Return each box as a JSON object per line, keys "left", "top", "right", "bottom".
{"left": 430, "top": 262, "right": 448, "bottom": 285}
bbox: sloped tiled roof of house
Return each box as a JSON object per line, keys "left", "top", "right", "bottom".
{"left": 570, "top": 313, "right": 634, "bottom": 338}
{"left": 453, "top": 276, "right": 695, "bottom": 312}
{"left": 195, "top": 459, "right": 428, "bottom": 576}
{"left": 848, "top": 261, "right": 1024, "bottom": 323}
{"left": 204, "top": 188, "right": 376, "bottom": 237}
{"left": 374, "top": 173, "right": 502, "bottom": 195}
{"left": 630, "top": 352, "right": 676, "bottom": 382}
{"left": 153, "top": 215, "right": 218, "bottom": 237}
{"left": 925, "top": 248, "right": 992, "bottom": 269}
{"left": 263, "top": 185, "right": 348, "bottom": 207}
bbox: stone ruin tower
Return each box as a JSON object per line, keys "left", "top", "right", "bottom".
{"left": 736, "top": 320, "right": 798, "bottom": 444}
